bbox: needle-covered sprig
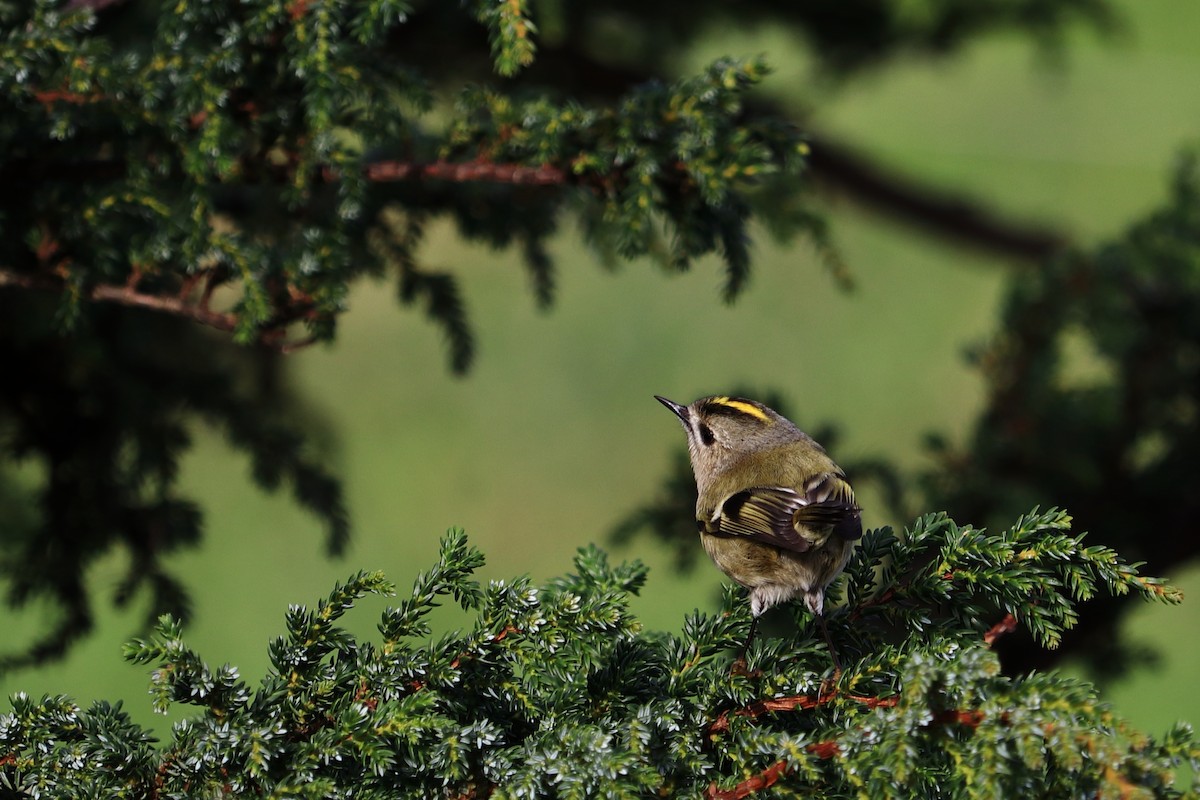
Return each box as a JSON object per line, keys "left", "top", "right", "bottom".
{"left": 841, "top": 508, "right": 1181, "bottom": 657}
{"left": 4, "top": 511, "right": 1194, "bottom": 797}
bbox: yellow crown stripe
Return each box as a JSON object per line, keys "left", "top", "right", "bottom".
{"left": 710, "top": 397, "right": 770, "bottom": 422}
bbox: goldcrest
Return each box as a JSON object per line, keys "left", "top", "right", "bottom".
{"left": 656, "top": 394, "right": 862, "bottom": 658}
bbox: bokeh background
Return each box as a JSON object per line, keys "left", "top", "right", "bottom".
{"left": 5, "top": 0, "right": 1199, "bottom": 748}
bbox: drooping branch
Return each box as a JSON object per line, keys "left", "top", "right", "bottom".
{"left": 530, "top": 45, "right": 1071, "bottom": 262}
{"left": 704, "top": 760, "right": 789, "bottom": 800}
{"left": 707, "top": 689, "right": 898, "bottom": 737}
{"left": 63, "top": 0, "right": 129, "bottom": 11}
{"left": 335, "top": 160, "right": 568, "bottom": 186}
{"left": 25, "top": 47, "right": 1070, "bottom": 264}
{"left": 704, "top": 704, "right": 994, "bottom": 799}
{"left": 0, "top": 267, "right": 319, "bottom": 352}
{"left": 0, "top": 268, "right": 227, "bottom": 331}
{"left": 984, "top": 613, "right": 1019, "bottom": 646}
{"left": 806, "top": 134, "right": 1066, "bottom": 260}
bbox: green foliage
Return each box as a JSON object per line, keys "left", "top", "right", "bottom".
{"left": 921, "top": 147, "right": 1200, "bottom": 675}
{"left": 843, "top": 509, "right": 1180, "bottom": 654}
{"left": 0, "top": 1, "right": 823, "bottom": 668}
{"left": 446, "top": 57, "right": 804, "bottom": 300}
{"left": 0, "top": 300, "right": 347, "bottom": 673}
{"left": 0, "top": 0, "right": 1120, "bottom": 365}
{"left": 0, "top": 0, "right": 1135, "bottom": 672}
{"left": 3, "top": 513, "right": 1194, "bottom": 798}
{"left": 621, "top": 151, "right": 1200, "bottom": 678}
{"left": 0, "top": 2, "right": 813, "bottom": 365}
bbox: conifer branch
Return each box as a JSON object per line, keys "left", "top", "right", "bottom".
{"left": 533, "top": 47, "right": 1070, "bottom": 262}
{"left": 984, "top": 613, "right": 1019, "bottom": 646}
{"left": 706, "top": 707, "right": 997, "bottom": 798}
{"left": 7, "top": 151, "right": 569, "bottom": 189}
{"left": 0, "top": 266, "right": 320, "bottom": 352}
{"left": 358, "top": 160, "right": 567, "bottom": 186}
{"left": 704, "top": 760, "right": 789, "bottom": 800}
{"left": 806, "top": 134, "right": 1066, "bottom": 260}
{"left": 63, "top": 0, "right": 128, "bottom": 10}
{"left": 3, "top": 519, "right": 1192, "bottom": 797}
{"left": 0, "top": 267, "right": 222, "bottom": 331}
{"left": 707, "top": 689, "right": 898, "bottom": 736}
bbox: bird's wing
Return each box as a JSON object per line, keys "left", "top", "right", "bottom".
{"left": 795, "top": 472, "right": 863, "bottom": 542}
{"left": 704, "top": 475, "right": 862, "bottom": 553}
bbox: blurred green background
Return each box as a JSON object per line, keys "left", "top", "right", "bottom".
{"left": 5, "top": 0, "right": 1199, "bottom": 746}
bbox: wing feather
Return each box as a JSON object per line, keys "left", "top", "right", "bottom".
{"left": 702, "top": 472, "right": 862, "bottom": 552}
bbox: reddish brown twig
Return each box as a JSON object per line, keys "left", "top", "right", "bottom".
{"left": 0, "top": 266, "right": 323, "bottom": 352}
{"left": 64, "top": 0, "right": 129, "bottom": 11}
{"left": 491, "top": 625, "right": 519, "bottom": 643}
{"left": 708, "top": 695, "right": 823, "bottom": 736}
{"left": 406, "top": 625, "right": 522, "bottom": 693}
{"left": 706, "top": 702, "right": 994, "bottom": 798}
{"left": 934, "top": 708, "right": 987, "bottom": 728}
{"left": 90, "top": 282, "right": 240, "bottom": 330}
{"left": 799, "top": 706, "right": 985, "bottom": 761}
{"left": 704, "top": 760, "right": 788, "bottom": 800}
{"left": 984, "top": 613, "right": 1019, "bottom": 647}
{"left": 449, "top": 781, "right": 496, "bottom": 800}
{"left": 0, "top": 267, "right": 239, "bottom": 330}
{"left": 33, "top": 89, "right": 103, "bottom": 106}
{"left": 708, "top": 690, "right": 898, "bottom": 737}
{"left": 845, "top": 587, "right": 896, "bottom": 622}
{"left": 344, "top": 159, "right": 568, "bottom": 186}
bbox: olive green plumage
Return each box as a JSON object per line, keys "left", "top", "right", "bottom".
{"left": 655, "top": 395, "right": 862, "bottom": 628}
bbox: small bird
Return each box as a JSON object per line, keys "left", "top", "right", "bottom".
{"left": 655, "top": 394, "right": 862, "bottom": 666}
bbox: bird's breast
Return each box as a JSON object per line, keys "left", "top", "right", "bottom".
{"left": 699, "top": 530, "right": 853, "bottom": 594}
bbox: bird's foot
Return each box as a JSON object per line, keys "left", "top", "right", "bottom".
{"left": 730, "top": 657, "right": 762, "bottom": 679}
{"left": 818, "top": 666, "right": 842, "bottom": 699}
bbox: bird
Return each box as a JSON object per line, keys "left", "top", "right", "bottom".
{"left": 655, "top": 394, "right": 862, "bottom": 668}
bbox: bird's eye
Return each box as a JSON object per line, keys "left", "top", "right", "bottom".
{"left": 698, "top": 423, "right": 715, "bottom": 446}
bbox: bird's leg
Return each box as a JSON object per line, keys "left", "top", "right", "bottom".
{"left": 805, "top": 590, "right": 842, "bottom": 683}
{"left": 818, "top": 613, "right": 841, "bottom": 672}
{"left": 738, "top": 615, "right": 760, "bottom": 661}
{"left": 731, "top": 616, "right": 761, "bottom": 677}
{"left": 817, "top": 613, "right": 842, "bottom": 695}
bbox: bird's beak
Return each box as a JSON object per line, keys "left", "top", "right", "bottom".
{"left": 654, "top": 395, "right": 690, "bottom": 424}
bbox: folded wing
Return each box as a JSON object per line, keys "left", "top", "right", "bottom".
{"left": 702, "top": 472, "right": 862, "bottom": 553}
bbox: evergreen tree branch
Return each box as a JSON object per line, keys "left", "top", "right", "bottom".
{"left": 0, "top": 293, "right": 345, "bottom": 671}
{"left": 704, "top": 760, "right": 789, "bottom": 800}
{"left": 5, "top": 155, "right": 570, "bottom": 188}
{"left": 924, "top": 148, "right": 1200, "bottom": 676}
{"left": 0, "top": 267, "right": 237, "bottom": 334}
{"left": 63, "top": 0, "right": 127, "bottom": 10}
{"left": 705, "top": 705, "right": 998, "bottom": 798}
{"left": 2, "top": 517, "right": 1192, "bottom": 797}
{"left": 984, "top": 612, "right": 1020, "bottom": 646}
{"left": 357, "top": 160, "right": 567, "bottom": 186}
{"left": 806, "top": 133, "right": 1067, "bottom": 260}
{"left": 707, "top": 689, "right": 899, "bottom": 737}
{"left": 0, "top": 266, "right": 320, "bottom": 352}
{"left": 530, "top": 45, "right": 1072, "bottom": 262}
{"left": 18, "top": 23, "right": 1073, "bottom": 263}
